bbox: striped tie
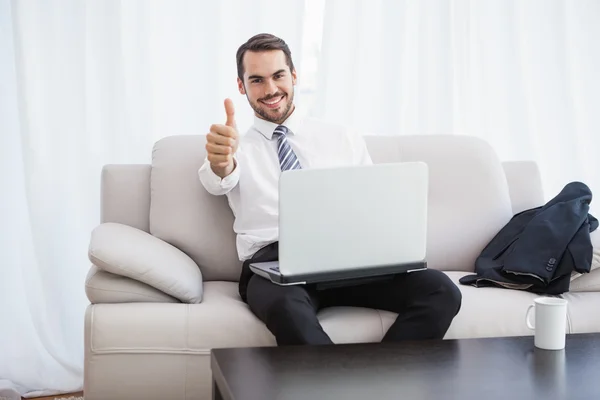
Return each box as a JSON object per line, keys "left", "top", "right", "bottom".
{"left": 273, "top": 125, "right": 302, "bottom": 171}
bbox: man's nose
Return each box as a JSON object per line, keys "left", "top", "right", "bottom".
{"left": 264, "top": 79, "right": 278, "bottom": 96}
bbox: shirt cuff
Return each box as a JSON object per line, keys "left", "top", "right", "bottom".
{"left": 198, "top": 156, "right": 240, "bottom": 194}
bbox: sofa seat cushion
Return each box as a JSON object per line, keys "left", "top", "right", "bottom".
{"left": 88, "top": 281, "right": 406, "bottom": 354}
{"left": 560, "top": 291, "right": 600, "bottom": 333}
{"left": 89, "top": 273, "right": 597, "bottom": 357}
{"left": 88, "top": 282, "right": 274, "bottom": 354}
{"left": 322, "top": 271, "right": 560, "bottom": 341}
{"left": 443, "top": 272, "right": 547, "bottom": 338}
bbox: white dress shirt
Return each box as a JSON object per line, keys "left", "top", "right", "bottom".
{"left": 198, "top": 108, "right": 373, "bottom": 261}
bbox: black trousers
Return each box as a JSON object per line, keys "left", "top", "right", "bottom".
{"left": 239, "top": 242, "right": 463, "bottom": 346}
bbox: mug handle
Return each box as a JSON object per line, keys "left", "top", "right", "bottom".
{"left": 526, "top": 305, "right": 535, "bottom": 330}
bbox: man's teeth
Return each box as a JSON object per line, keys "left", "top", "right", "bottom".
{"left": 263, "top": 96, "right": 282, "bottom": 105}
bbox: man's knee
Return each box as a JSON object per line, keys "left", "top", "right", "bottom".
{"left": 441, "top": 275, "right": 462, "bottom": 316}
{"left": 421, "top": 270, "right": 462, "bottom": 316}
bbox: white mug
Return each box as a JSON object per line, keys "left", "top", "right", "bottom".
{"left": 526, "top": 297, "right": 568, "bottom": 350}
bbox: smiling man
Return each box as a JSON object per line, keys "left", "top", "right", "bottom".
{"left": 242, "top": 54, "right": 295, "bottom": 124}
{"left": 198, "top": 33, "right": 462, "bottom": 346}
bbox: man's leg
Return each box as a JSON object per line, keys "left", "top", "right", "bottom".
{"left": 320, "top": 269, "right": 462, "bottom": 342}
{"left": 246, "top": 275, "right": 333, "bottom": 346}
{"left": 239, "top": 241, "right": 332, "bottom": 346}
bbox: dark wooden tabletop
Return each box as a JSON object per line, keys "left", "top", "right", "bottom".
{"left": 211, "top": 333, "right": 600, "bottom": 400}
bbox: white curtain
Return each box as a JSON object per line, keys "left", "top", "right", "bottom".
{"left": 313, "top": 0, "right": 600, "bottom": 202}
{"left": 3, "top": 0, "right": 600, "bottom": 398}
{"left": 0, "top": 0, "right": 305, "bottom": 397}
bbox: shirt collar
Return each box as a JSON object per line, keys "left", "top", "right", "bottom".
{"left": 253, "top": 106, "right": 302, "bottom": 140}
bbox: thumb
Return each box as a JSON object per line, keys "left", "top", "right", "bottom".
{"left": 224, "top": 98, "right": 236, "bottom": 129}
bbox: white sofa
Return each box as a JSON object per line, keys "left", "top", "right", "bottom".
{"left": 84, "top": 134, "right": 600, "bottom": 400}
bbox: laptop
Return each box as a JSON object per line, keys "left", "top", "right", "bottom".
{"left": 249, "top": 161, "right": 429, "bottom": 286}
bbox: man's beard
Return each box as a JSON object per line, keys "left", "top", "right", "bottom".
{"left": 248, "top": 88, "right": 295, "bottom": 124}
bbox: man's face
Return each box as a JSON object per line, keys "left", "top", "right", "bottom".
{"left": 238, "top": 50, "right": 297, "bottom": 124}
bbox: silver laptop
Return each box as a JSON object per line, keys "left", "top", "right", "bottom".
{"left": 250, "top": 161, "right": 429, "bottom": 286}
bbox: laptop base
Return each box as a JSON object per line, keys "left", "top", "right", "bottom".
{"left": 249, "top": 261, "right": 427, "bottom": 287}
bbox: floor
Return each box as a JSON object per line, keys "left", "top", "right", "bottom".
{"left": 25, "top": 392, "right": 83, "bottom": 400}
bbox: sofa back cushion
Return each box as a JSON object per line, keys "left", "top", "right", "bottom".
{"left": 364, "top": 135, "right": 513, "bottom": 271}
{"left": 150, "top": 135, "right": 241, "bottom": 281}
{"left": 149, "top": 134, "right": 513, "bottom": 281}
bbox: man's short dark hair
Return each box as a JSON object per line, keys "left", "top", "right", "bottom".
{"left": 236, "top": 33, "right": 295, "bottom": 82}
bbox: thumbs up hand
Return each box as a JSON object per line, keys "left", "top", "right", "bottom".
{"left": 206, "top": 98, "right": 239, "bottom": 178}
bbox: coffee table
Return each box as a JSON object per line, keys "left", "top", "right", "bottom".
{"left": 211, "top": 333, "right": 599, "bottom": 400}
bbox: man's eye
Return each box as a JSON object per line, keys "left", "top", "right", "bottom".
{"left": 252, "top": 79, "right": 261, "bottom": 84}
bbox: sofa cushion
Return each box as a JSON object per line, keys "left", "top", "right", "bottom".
{"left": 364, "top": 135, "right": 514, "bottom": 271}
{"left": 318, "top": 307, "right": 397, "bottom": 344}
{"left": 88, "top": 281, "right": 398, "bottom": 354}
{"left": 85, "top": 265, "right": 179, "bottom": 304}
{"left": 570, "top": 269, "right": 600, "bottom": 292}
{"left": 501, "top": 161, "right": 545, "bottom": 214}
{"left": 561, "top": 291, "right": 600, "bottom": 333}
{"left": 443, "top": 272, "right": 548, "bottom": 338}
{"left": 89, "top": 222, "right": 203, "bottom": 303}
{"left": 323, "top": 271, "right": 568, "bottom": 340}
{"left": 149, "top": 135, "right": 242, "bottom": 282}
{"left": 88, "top": 282, "right": 275, "bottom": 353}
{"left": 88, "top": 272, "right": 581, "bottom": 358}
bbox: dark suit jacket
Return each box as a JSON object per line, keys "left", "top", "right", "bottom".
{"left": 459, "top": 182, "right": 598, "bottom": 294}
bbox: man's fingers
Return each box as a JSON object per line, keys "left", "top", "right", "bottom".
{"left": 206, "top": 143, "right": 232, "bottom": 155}
{"left": 224, "top": 98, "right": 236, "bottom": 128}
{"left": 207, "top": 132, "right": 236, "bottom": 146}
{"left": 207, "top": 118, "right": 238, "bottom": 161}
{"left": 210, "top": 124, "right": 236, "bottom": 138}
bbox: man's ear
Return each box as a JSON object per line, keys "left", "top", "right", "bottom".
{"left": 292, "top": 69, "right": 297, "bottom": 86}
{"left": 237, "top": 77, "right": 246, "bottom": 95}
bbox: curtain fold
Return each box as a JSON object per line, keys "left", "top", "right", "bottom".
{"left": 313, "top": 0, "right": 600, "bottom": 200}
{"left": 0, "top": 0, "right": 306, "bottom": 396}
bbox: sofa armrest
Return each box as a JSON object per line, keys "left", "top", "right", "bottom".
{"left": 590, "top": 229, "right": 600, "bottom": 273}
{"left": 88, "top": 222, "right": 203, "bottom": 303}
{"left": 569, "top": 229, "right": 600, "bottom": 292}
{"left": 502, "top": 161, "right": 545, "bottom": 214}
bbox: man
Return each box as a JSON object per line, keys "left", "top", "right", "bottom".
{"left": 198, "top": 33, "right": 462, "bottom": 346}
